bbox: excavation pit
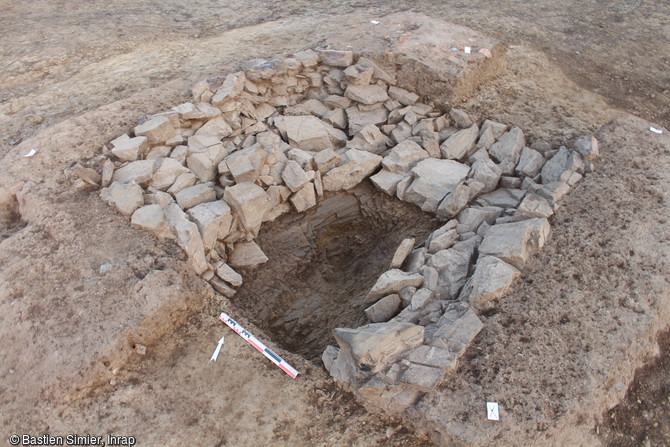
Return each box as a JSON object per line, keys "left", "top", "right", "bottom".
{"left": 231, "top": 183, "right": 437, "bottom": 361}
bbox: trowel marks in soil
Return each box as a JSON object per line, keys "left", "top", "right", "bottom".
{"left": 86, "top": 14, "right": 599, "bottom": 444}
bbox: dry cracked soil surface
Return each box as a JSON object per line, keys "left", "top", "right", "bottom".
{"left": 0, "top": 1, "right": 669, "bottom": 446}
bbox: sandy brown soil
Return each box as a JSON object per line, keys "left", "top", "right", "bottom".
{"left": 1, "top": 1, "right": 669, "bottom": 446}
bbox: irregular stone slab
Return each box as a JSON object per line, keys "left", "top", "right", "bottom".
{"left": 479, "top": 218, "right": 551, "bottom": 269}
{"left": 216, "top": 263, "right": 243, "bottom": 288}
{"left": 167, "top": 172, "right": 197, "bottom": 195}
{"left": 429, "top": 308, "right": 483, "bottom": 357}
{"left": 409, "top": 288, "right": 433, "bottom": 311}
{"left": 515, "top": 146, "right": 545, "bottom": 178}
{"left": 100, "top": 181, "right": 144, "bottom": 216}
{"left": 223, "top": 182, "right": 270, "bottom": 233}
{"left": 274, "top": 115, "right": 333, "bottom": 151}
{"left": 228, "top": 241, "right": 269, "bottom": 268}
{"left": 370, "top": 169, "right": 406, "bottom": 196}
{"left": 405, "top": 345, "right": 456, "bottom": 371}
{"left": 517, "top": 193, "right": 554, "bottom": 219}
{"left": 489, "top": 127, "right": 525, "bottom": 175}
{"left": 480, "top": 119, "right": 508, "bottom": 140}
{"left": 456, "top": 205, "right": 502, "bottom": 233}
{"left": 398, "top": 362, "right": 446, "bottom": 392}
{"left": 390, "top": 237, "right": 415, "bottom": 269}
{"left": 101, "top": 159, "right": 114, "bottom": 187}
{"left": 365, "top": 294, "right": 401, "bottom": 323}
{"left": 427, "top": 239, "right": 477, "bottom": 300}
{"left": 111, "top": 136, "right": 148, "bottom": 161}
{"left": 449, "top": 109, "right": 472, "bottom": 128}
{"left": 313, "top": 148, "right": 342, "bottom": 174}
{"left": 318, "top": 49, "right": 354, "bottom": 67}
{"left": 211, "top": 71, "right": 246, "bottom": 107}
{"left": 111, "top": 160, "right": 156, "bottom": 186}
{"left": 322, "top": 345, "right": 340, "bottom": 372}
{"left": 164, "top": 203, "right": 208, "bottom": 275}
{"left": 345, "top": 84, "right": 389, "bottom": 105}
{"left": 346, "top": 107, "right": 388, "bottom": 136}
{"left": 436, "top": 184, "right": 470, "bottom": 220}
{"left": 540, "top": 146, "right": 584, "bottom": 184}
{"left": 194, "top": 116, "right": 233, "bottom": 139}
{"left": 347, "top": 124, "right": 390, "bottom": 154}
{"left": 382, "top": 140, "right": 430, "bottom": 174}
{"left": 440, "top": 124, "right": 479, "bottom": 160}
{"left": 134, "top": 115, "right": 176, "bottom": 145}
{"left": 461, "top": 255, "right": 520, "bottom": 311}
{"left": 281, "top": 160, "right": 310, "bottom": 192}
{"left": 357, "top": 57, "right": 396, "bottom": 85}
{"left": 344, "top": 64, "right": 374, "bottom": 86}
{"left": 333, "top": 321, "right": 424, "bottom": 373}
{"left": 225, "top": 145, "right": 268, "bottom": 183}
{"left": 322, "top": 149, "right": 382, "bottom": 191}
{"left": 574, "top": 135, "right": 600, "bottom": 161}
{"left": 427, "top": 228, "right": 458, "bottom": 254}
{"left": 150, "top": 158, "right": 190, "bottom": 191}
{"left": 209, "top": 277, "right": 237, "bottom": 298}
{"left": 470, "top": 156, "right": 502, "bottom": 193}
{"left": 188, "top": 134, "right": 221, "bottom": 152}
{"left": 187, "top": 152, "right": 217, "bottom": 183}
{"left": 364, "top": 269, "right": 424, "bottom": 305}
{"left": 403, "top": 159, "right": 470, "bottom": 210}
{"left": 290, "top": 182, "right": 317, "bottom": 212}
{"left": 187, "top": 200, "right": 233, "bottom": 250}
{"left": 130, "top": 204, "right": 171, "bottom": 239}
{"left": 388, "top": 86, "right": 419, "bottom": 106}
{"left": 477, "top": 188, "right": 526, "bottom": 208}
{"left": 174, "top": 183, "right": 216, "bottom": 210}
{"left": 287, "top": 148, "right": 315, "bottom": 171}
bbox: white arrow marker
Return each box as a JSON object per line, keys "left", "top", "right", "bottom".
{"left": 210, "top": 336, "right": 225, "bottom": 362}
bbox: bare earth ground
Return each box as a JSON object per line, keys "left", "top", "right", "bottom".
{"left": 0, "top": 1, "right": 669, "bottom": 446}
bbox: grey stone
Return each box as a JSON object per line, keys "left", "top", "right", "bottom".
{"left": 164, "top": 203, "right": 208, "bottom": 275}
{"left": 477, "top": 188, "right": 526, "bottom": 208}
{"left": 427, "top": 240, "right": 477, "bottom": 300}
{"left": 440, "top": 124, "right": 479, "bottom": 160}
{"left": 209, "top": 277, "right": 237, "bottom": 298}
{"left": 516, "top": 147, "right": 545, "bottom": 178}
{"left": 228, "top": 241, "right": 269, "bottom": 268}
{"left": 225, "top": 145, "right": 268, "bottom": 184}
{"left": 479, "top": 218, "right": 551, "bottom": 268}
{"left": 409, "top": 288, "right": 433, "bottom": 311}
{"left": 404, "top": 247, "right": 427, "bottom": 273}
{"left": 175, "top": 183, "right": 216, "bottom": 210}
{"left": 290, "top": 182, "right": 317, "bottom": 212}
{"left": 194, "top": 116, "right": 233, "bottom": 139}
{"left": 347, "top": 124, "right": 390, "bottom": 154}
{"left": 357, "top": 57, "right": 396, "bottom": 84}
{"left": 134, "top": 115, "right": 176, "bottom": 145}
{"left": 390, "top": 121, "right": 412, "bottom": 144}
{"left": 130, "top": 204, "right": 171, "bottom": 238}
{"left": 456, "top": 206, "right": 502, "bottom": 234}
{"left": 403, "top": 159, "right": 470, "bottom": 209}
{"left": 489, "top": 127, "right": 525, "bottom": 175}
{"left": 382, "top": 140, "right": 430, "bottom": 174}
{"left": 319, "top": 49, "right": 354, "bottom": 67}
{"left": 111, "top": 160, "right": 156, "bottom": 186}
{"left": 287, "top": 148, "right": 315, "bottom": 171}
{"left": 365, "top": 294, "right": 401, "bottom": 323}
{"left": 398, "top": 362, "right": 446, "bottom": 392}
{"left": 449, "top": 109, "right": 473, "bottom": 128}
{"left": 274, "top": 115, "right": 333, "bottom": 151}
{"left": 187, "top": 152, "right": 217, "bottom": 182}
{"left": 281, "top": 160, "right": 310, "bottom": 192}
{"left": 436, "top": 184, "right": 470, "bottom": 220}
{"left": 370, "top": 169, "right": 406, "bottom": 196}
{"left": 516, "top": 193, "right": 554, "bottom": 219}
{"left": 322, "top": 149, "right": 382, "bottom": 191}
{"left": 460, "top": 255, "right": 520, "bottom": 311}
{"left": 324, "top": 95, "right": 351, "bottom": 109}
{"left": 428, "top": 229, "right": 458, "bottom": 254}
{"left": 212, "top": 71, "right": 246, "bottom": 106}
{"left": 322, "top": 345, "right": 339, "bottom": 373}
{"left": 471, "top": 156, "right": 502, "bottom": 194}
{"left": 216, "top": 262, "right": 243, "bottom": 287}
{"left": 405, "top": 345, "right": 456, "bottom": 371}
{"left": 480, "top": 119, "right": 507, "bottom": 139}
{"left": 499, "top": 176, "right": 522, "bottom": 189}
{"left": 344, "top": 64, "right": 374, "bottom": 86}
{"left": 574, "top": 135, "right": 600, "bottom": 161}
{"left": 322, "top": 108, "right": 347, "bottom": 129}
{"left": 346, "top": 107, "right": 388, "bottom": 136}
{"left": 111, "top": 136, "right": 148, "bottom": 161}
{"left": 333, "top": 321, "right": 424, "bottom": 373}
{"left": 345, "top": 84, "right": 389, "bottom": 105}
{"left": 388, "top": 86, "right": 419, "bottom": 106}
{"left": 187, "top": 200, "right": 233, "bottom": 249}
{"left": 100, "top": 181, "right": 144, "bottom": 216}
{"left": 540, "top": 146, "right": 584, "bottom": 184}
{"left": 223, "top": 182, "right": 270, "bottom": 233}
{"left": 364, "top": 269, "right": 425, "bottom": 305}
{"left": 395, "top": 175, "right": 413, "bottom": 201}
{"left": 429, "top": 308, "right": 483, "bottom": 357}
{"left": 476, "top": 126, "right": 495, "bottom": 150}
{"left": 390, "top": 237, "right": 415, "bottom": 269}
{"left": 167, "top": 172, "right": 197, "bottom": 195}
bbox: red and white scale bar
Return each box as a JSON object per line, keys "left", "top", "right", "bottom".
{"left": 219, "top": 312, "right": 299, "bottom": 379}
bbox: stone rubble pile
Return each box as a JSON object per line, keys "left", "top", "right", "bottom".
{"left": 90, "top": 47, "right": 599, "bottom": 413}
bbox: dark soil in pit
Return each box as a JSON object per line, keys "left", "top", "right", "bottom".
{"left": 600, "top": 329, "right": 670, "bottom": 447}
{"left": 230, "top": 182, "right": 439, "bottom": 362}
